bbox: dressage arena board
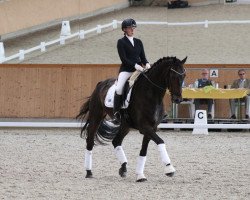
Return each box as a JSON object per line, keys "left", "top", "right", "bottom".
{"left": 0, "top": 128, "right": 249, "bottom": 199}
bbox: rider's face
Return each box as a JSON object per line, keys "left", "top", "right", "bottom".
{"left": 124, "top": 27, "right": 135, "bottom": 36}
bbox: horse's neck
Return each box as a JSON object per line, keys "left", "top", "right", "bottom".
{"left": 134, "top": 67, "right": 168, "bottom": 102}
{"left": 147, "top": 64, "right": 169, "bottom": 91}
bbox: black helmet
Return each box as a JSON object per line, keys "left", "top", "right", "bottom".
{"left": 121, "top": 18, "right": 137, "bottom": 30}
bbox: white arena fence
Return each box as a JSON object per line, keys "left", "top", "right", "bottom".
{"left": 0, "top": 121, "right": 249, "bottom": 129}
{"left": 1, "top": 19, "right": 250, "bottom": 63}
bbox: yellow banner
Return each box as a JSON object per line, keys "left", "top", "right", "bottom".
{"left": 183, "top": 87, "right": 249, "bottom": 99}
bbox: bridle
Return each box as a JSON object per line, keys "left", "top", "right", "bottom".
{"left": 142, "top": 67, "right": 186, "bottom": 91}
{"left": 170, "top": 68, "right": 186, "bottom": 76}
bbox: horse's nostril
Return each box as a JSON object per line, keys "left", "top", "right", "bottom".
{"left": 174, "top": 98, "right": 183, "bottom": 104}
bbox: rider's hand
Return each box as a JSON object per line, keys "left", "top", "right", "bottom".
{"left": 145, "top": 63, "right": 151, "bottom": 69}
{"left": 135, "top": 64, "right": 144, "bottom": 72}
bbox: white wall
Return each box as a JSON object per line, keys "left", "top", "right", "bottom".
{"left": 0, "top": 0, "right": 129, "bottom": 40}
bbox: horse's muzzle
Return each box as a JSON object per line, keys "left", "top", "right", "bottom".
{"left": 172, "top": 96, "right": 183, "bottom": 104}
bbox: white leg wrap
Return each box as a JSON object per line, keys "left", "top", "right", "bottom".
{"left": 136, "top": 156, "right": 147, "bottom": 175}
{"left": 158, "top": 143, "right": 171, "bottom": 165}
{"left": 114, "top": 146, "right": 128, "bottom": 164}
{"left": 84, "top": 150, "right": 92, "bottom": 170}
{"left": 136, "top": 173, "right": 147, "bottom": 181}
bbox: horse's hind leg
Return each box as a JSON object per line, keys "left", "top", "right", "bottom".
{"left": 136, "top": 135, "right": 150, "bottom": 182}
{"left": 112, "top": 125, "right": 129, "bottom": 178}
{"left": 84, "top": 123, "right": 95, "bottom": 178}
{"left": 85, "top": 115, "right": 104, "bottom": 178}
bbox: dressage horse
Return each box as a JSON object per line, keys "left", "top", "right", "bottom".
{"left": 76, "top": 56, "right": 187, "bottom": 182}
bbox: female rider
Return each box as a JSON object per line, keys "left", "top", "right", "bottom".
{"left": 112, "top": 18, "right": 151, "bottom": 125}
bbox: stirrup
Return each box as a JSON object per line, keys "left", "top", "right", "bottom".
{"left": 111, "top": 112, "right": 121, "bottom": 125}
{"left": 109, "top": 118, "right": 120, "bottom": 126}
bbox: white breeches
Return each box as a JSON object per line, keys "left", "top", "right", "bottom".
{"left": 115, "top": 72, "right": 133, "bottom": 95}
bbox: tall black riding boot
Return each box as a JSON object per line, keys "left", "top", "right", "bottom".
{"left": 111, "top": 93, "right": 122, "bottom": 125}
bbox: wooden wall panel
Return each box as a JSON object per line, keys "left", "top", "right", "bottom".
{"left": 0, "top": 64, "right": 249, "bottom": 119}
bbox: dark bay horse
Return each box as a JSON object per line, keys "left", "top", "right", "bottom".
{"left": 76, "top": 56, "right": 187, "bottom": 182}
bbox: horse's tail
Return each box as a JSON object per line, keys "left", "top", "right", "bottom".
{"left": 76, "top": 97, "right": 90, "bottom": 138}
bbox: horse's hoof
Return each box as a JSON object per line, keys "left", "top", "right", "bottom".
{"left": 166, "top": 172, "right": 175, "bottom": 177}
{"left": 136, "top": 174, "right": 147, "bottom": 182}
{"left": 119, "top": 163, "right": 127, "bottom": 177}
{"left": 85, "top": 170, "right": 93, "bottom": 178}
{"left": 136, "top": 178, "right": 147, "bottom": 182}
{"left": 119, "top": 168, "right": 127, "bottom": 177}
{"left": 165, "top": 164, "right": 176, "bottom": 177}
{"left": 85, "top": 174, "right": 93, "bottom": 178}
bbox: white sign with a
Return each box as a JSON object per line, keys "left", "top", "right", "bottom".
{"left": 210, "top": 69, "right": 218, "bottom": 77}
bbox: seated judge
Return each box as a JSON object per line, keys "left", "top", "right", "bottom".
{"left": 193, "top": 69, "right": 214, "bottom": 119}
{"left": 229, "top": 69, "right": 250, "bottom": 119}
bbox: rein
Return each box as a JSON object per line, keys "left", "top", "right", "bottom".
{"left": 142, "top": 72, "right": 166, "bottom": 92}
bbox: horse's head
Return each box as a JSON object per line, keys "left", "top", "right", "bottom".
{"left": 167, "top": 56, "right": 187, "bottom": 104}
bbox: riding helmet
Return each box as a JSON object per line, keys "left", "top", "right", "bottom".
{"left": 121, "top": 18, "right": 137, "bottom": 30}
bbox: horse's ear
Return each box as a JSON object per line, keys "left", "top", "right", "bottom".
{"left": 181, "top": 56, "right": 187, "bottom": 64}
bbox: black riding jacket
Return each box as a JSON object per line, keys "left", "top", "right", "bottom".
{"left": 117, "top": 36, "right": 148, "bottom": 73}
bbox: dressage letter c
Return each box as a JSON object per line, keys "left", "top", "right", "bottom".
{"left": 198, "top": 112, "right": 204, "bottom": 119}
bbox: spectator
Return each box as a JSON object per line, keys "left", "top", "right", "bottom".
{"left": 229, "top": 69, "right": 250, "bottom": 119}
{"left": 194, "top": 69, "right": 214, "bottom": 119}
{"left": 167, "top": 0, "right": 189, "bottom": 9}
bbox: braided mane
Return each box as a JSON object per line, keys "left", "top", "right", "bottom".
{"left": 151, "top": 56, "right": 176, "bottom": 68}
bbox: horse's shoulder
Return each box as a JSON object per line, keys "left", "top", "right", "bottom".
{"left": 102, "top": 78, "right": 116, "bottom": 84}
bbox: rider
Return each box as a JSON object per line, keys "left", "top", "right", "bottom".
{"left": 112, "top": 18, "right": 151, "bottom": 125}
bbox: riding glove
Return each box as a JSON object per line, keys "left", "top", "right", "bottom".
{"left": 135, "top": 64, "right": 144, "bottom": 72}
{"left": 145, "top": 63, "right": 151, "bottom": 69}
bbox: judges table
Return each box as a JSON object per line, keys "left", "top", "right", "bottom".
{"left": 172, "top": 87, "right": 250, "bottom": 118}
{"left": 182, "top": 87, "right": 249, "bottom": 99}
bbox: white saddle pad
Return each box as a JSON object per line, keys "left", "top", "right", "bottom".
{"left": 104, "top": 84, "right": 132, "bottom": 108}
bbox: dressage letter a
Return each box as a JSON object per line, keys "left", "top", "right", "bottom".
{"left": 210, "top": 69, "right": 218, "bottom": 78}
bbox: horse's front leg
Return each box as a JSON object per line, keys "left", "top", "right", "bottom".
{"left": 142, "top": 127, "right": 176, "bottom": 177}
{"left": 112, "top": 126, "right": 129, "bottom": 177}
{"left": 158, "top": 143, "right": 176, "bottom": 177}
{"left": 136, "top": 135, "right": 150, "bottom": 182}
